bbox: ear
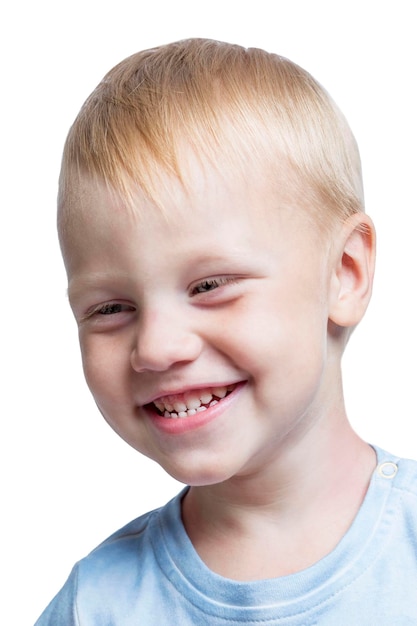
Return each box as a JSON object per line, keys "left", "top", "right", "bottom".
{"left": 329, "top": 212, "right": 376, "bottom": 328}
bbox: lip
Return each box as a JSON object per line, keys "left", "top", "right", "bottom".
{"left": 142, "top": 381, "right": 246, "bottom": 435}
{"left": 140, "top": 380, "right": 244, "bottom": 407}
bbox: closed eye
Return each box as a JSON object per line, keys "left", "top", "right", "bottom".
{"left": 80, "top": 301, "right": 136, "bottom": 325}
{"left": 188, "top": 276, "right": 242, "bottom": 298}
{"left": 93, "top": 302, "right": 135, "bottom": 315}
{"left": 190, "top": 278, "right": 224, "bottom": 294}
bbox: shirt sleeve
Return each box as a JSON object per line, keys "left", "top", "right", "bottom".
{"left": 34, "top": 566, "right": 80, "bottom": 626}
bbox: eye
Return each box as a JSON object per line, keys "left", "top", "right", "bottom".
{"left": 81, "top": 301, "right": 136, "bottom": 324}
{"left": 188, "top": 276, "right": 241, "bottom": 299}
{"left": 190, "top": 278, "right": 225, "bottom": 295}
{"left": 78, "top": 300, "right": 137, "bottom": 331}
{"left": 94, "top": 302, "right": 135, "bottom": 315}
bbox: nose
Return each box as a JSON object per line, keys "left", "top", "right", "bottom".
{"left": 130, "top": 308, "right": 203, "bottom": 372}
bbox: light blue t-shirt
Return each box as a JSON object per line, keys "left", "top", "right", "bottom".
{"left": 35, "top": 447, "right": 417, "bottom": 625}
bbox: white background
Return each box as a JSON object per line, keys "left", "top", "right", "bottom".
{"left": 1, "top": 1, "right": 416, "bottom": 623}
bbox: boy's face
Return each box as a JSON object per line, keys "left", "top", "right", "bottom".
{"left": 65, "top": 155, "right": 339, "bottom": 486}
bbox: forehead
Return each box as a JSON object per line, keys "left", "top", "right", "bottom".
{"left": 59, "top": 148, "right": 326, "bottom": 278}
{"left": 62, "top": 142, "right": 311, "bottom": 221}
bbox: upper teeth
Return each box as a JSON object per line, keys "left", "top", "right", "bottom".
{"left": 153, "top": 385, "right": 233, "bottom": 418}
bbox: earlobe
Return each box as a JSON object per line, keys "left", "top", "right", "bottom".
{"left": 329, "top": 213, "right": 376, "bottom": 328}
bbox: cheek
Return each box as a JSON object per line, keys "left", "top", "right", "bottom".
{"left": 79, "top": 338, "right": 143, "bottom": 447}
{"left": 79, "top": 334, "right": 129, "bottom": 408}
{"left": 217, "top": 291, "right": 329, "bottom": 403}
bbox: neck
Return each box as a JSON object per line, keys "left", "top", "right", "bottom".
{"left": 182, "top": 419, "right": 376, "bottom": 580}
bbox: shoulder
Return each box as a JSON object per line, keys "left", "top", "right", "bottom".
{"left": 373, "top": 448, "right": 417, "bottom": 544}
{"left": 398, "top": 455, "right": 417, "bottom": 488}
{"left": 71, "top": 509, "right": 156, "bottom": 604}
{"left": 373, "top": 446, "right": 417, "bottom": 501}
{"left": 35, "top": 491, "right": 186, "bottom": 625}
{"left": 91, "top": 504, "right": 158, "bottom": 552}
{"left": 81, "top": 490, "right": 184, "bottom": 577}
{"left": 385, "top": 452, "right": 417, "bottom": 497}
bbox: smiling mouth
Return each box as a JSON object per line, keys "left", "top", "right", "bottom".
{"left": 148, "top": 384, "right": 237, "bottom": 419}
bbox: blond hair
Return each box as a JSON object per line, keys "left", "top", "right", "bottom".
{"left": 59, "top": 38, "right": 364, "bottom": 227}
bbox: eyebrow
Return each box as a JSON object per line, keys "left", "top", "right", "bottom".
{"left": 183, "top": 250, "right": 255, "bottom": 267}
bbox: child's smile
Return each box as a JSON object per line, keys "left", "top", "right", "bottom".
{"left": 150, "top": 383, "right": 238, "bottom": 418}
{"left": 65, "top": 154, "right": 339, "bottom": 487}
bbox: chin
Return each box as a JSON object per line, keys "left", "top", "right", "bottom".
{"left": 162, "top": 459, "right": 237, "bottom": 487}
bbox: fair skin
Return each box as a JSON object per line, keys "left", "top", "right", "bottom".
{"left": 64, "top": 153, "right": 376, "bottom": 580}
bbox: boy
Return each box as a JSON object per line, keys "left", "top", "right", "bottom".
{"left": 36, "top": 38, "right": 417, "bottom": 624}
